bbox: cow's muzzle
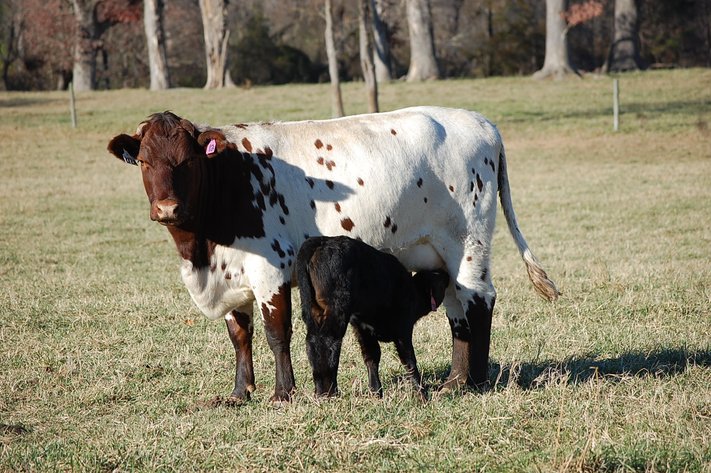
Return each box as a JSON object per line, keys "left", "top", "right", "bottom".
{"left": 151, "top": 199, "right": 185, "bottom": 225}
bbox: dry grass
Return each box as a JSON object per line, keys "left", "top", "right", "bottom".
{"left": 1, "top": 69, "right": 710, "bottom": 471}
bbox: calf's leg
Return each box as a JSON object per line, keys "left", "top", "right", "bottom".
{"left": 224, "top": 305, "right": 255, "bottom": 401}
{"left": 352, "top": 324, "right": 383, "bottom": 396}
{"left": 393, "top": 333, "right": 427, "bottom": 401}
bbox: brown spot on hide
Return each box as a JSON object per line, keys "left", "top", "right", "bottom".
{"left": 225, "top": 272, "right": 232, "bottom": 280}
{"left": 417, "top": 178, "right": 423, "bottom": 187}
{"left": 466, "top": 256, "right": 472, "bottom": 261}
{"left": 317, "top": 157, "right": 324, "bottom": 165}
{"left": 391, "top": 129, "right": 397, "bottom": 135}
{"left": 357, "top": 177, "right": 364, "bottom": 186}
{"left": 384, "top": 216, "right": 391, "bottom": 228}
{"left": 326, "top": 144, "right": 333, "bottom": 151}
{"left": 263, "top": 146, "right": 273, "bottom": 159}
{"left": 341, "top": 218, "right": 355, "bottom": 231}
{"left": 334, "top": 203, "right": 341, "bottom": 212}
{"left": 325, "top": 180, "right": 334, "bottom": 189}
{"left": 221, "top": 262, "right": 227, "bottom": 270}
{"left": 241, "top": 137, "right": 253, "bottom": 153}
{"left": 326, "top": 160, "right": 335, "bottom": 171}
{"left": 449, "top": 185, "right": 455, "bottom": 192}
{"left": 315, "top": 139, "right": 323, "bottom": 149}
{"left": 210, "top": 263, "right": 216, "bottom": 272}
{"left": 235, "top": 123, "right": 248, "bottom": 129}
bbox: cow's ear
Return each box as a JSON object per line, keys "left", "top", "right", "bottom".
{"left": 197, "top": 129, "right": 228, "bottom": 158}
{"left": 107, "top": 134, "right": 141, "bottom": 166}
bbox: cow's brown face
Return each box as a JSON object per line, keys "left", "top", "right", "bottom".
{"left": 107, "top": 112, "right": 205, "bottom": 227}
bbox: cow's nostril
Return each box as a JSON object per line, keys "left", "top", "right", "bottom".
{"left": 153, "top": 200, "right": 181, "bottom": 223}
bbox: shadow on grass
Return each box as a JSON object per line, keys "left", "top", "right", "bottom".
{"left": 424, "top": 347, "right": 711, "bottom": 391}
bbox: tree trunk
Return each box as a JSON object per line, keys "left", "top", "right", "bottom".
{"left": 71, "top": 0, "right": 98, "bottom": 91}
{"left": 406, "top": 0, "right": 439, "bottom": 82}
{"left": 533, "top": 0, "right": 576, "bottom": 79}
{"left": 359, "top": 0, "right": 379, "bottom": 113}
{"left": 144, "top": 0, "right": 170, "bottom": 90}
{"left": 199, "top": 0, "right": 233, "bottom": 89}
{"left": 369, "top": 0, "right": 391, "bottom": 82}
{"left": 324, "top": 0, "right": 344, "bottom": 118}
{"left": 606, "top": 0, "right": 642, "bottom": 72}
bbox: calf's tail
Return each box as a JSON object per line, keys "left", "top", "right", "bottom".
{"left": 295, "top": 237, "right": 326, "bottom": 317}
{"left": 497, "top": 146, "right": 560, "bottom": 301}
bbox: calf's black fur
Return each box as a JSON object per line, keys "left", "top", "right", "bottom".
{"left": 296, "top": 236, "right": 449, "bottom": 399}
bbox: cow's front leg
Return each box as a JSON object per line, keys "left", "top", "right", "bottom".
{"left": 224, "top": 304, "right": 255, "bottom": 402}
{"left": 259, "top": 282, "right": 296, "bottom": 402}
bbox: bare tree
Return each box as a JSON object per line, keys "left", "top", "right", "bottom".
{"left": 606, "top": 0, "right": 642, "bottom": 72}
{"left": 144, "top": 0, "right": 170, "bottom": 89}
{"left": 369, "top": 0, "right": 391, "bottom": 82}
{"left": 324, "top": 0, "right": 344, "bottom": 117}
{"left": 70, "top": 0, "right": 140, "bottom": 91}
{"left": 534, "top": 0, "right": 604, "bottom": 79}
{"left": 198, "top": 0, "right": 233, "bottom": 88}
{"left": 533, "top": 0, "right": 574, "bottom": 79}
{"left": 359, "top": 0, "right": 378, "bottom": 113}
{"left": 0, "top": 0, "right": 22, "bottom": 90}
{"left": 406, "top": 0, "right": 439, "bottom": 81}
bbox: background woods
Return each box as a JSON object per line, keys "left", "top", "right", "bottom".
{"left": 0, "top": 0, "right": 710, "bottom": 90}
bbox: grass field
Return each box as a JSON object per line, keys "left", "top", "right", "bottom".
{"left": 1, "top": 69, "right": 710, "bottom": 472}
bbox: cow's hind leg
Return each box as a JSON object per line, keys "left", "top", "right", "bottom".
{"left": 224, "top": 305, "right": 256, "bottom": 402}
{"left": 439, "top": 243, "right": 496, "bottom": 390}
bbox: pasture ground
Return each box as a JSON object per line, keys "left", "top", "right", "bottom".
{"left": 1, "top": 69, "right": 710, "bottom": 472}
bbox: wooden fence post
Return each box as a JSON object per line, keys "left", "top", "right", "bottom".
{"left": 613, "top": 78, "right": 619, "bottom": 132}
{"left": 69, "top": 81, "right": 77, "bottom": 128}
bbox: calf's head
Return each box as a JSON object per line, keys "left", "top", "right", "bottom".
{"left": 411, "top": 270, "right": 450, "bottom": 317}
{"left": 107, "top": 112, "right": 227, "bottom": 227}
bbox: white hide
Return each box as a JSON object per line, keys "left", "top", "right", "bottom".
{"left": 182, "top": 106, "right": 550, "bottom": 321}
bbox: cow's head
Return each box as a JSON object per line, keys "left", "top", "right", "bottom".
{"left": 107, "top": 112, "right": 228, "bottom": 227}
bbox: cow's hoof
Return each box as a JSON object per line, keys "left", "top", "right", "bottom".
{"left": 269, "top": 388, "right": 295, "bottom": 404}
{"left": 467, "top": 379, "right": 491, "bottom": 393}
{"left": 438, "top": 375, "right": 466, "bottom": 393}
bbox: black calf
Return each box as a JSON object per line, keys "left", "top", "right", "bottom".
{"left": 296, "top": 236, "right": 449, "bottom": 399}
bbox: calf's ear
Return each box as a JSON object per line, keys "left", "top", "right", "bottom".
{"left": 107, "top": 134, "right": 141, "bottom": 166}
{"left": 197, "top": 129, "right": 228, "bottom": 158}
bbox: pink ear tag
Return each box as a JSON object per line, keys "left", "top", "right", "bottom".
{"left": 206, "top": 139, "right": 216, "bottom": 155}
{"left": 430, "top": 290, "right": 437, "bottom": 311}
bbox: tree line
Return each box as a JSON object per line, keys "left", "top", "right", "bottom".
{"left": 1, "top": 0, "right": 709, "bottom": 92}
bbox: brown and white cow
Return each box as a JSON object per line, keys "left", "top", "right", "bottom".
{"left": 107, "top": 106, "right": 559, "bottom": 402}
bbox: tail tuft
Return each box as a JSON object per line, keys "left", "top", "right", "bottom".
{"left": 523, "top": 250, "right": 560, "bottom": 301}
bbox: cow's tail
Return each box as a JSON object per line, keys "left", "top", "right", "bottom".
{"left": 497, "top": 145, "right": 560, "bottom": 301}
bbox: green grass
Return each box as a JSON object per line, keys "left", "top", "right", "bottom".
{"left": 1, "top": 69, "right": 710, "bottom": 472}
